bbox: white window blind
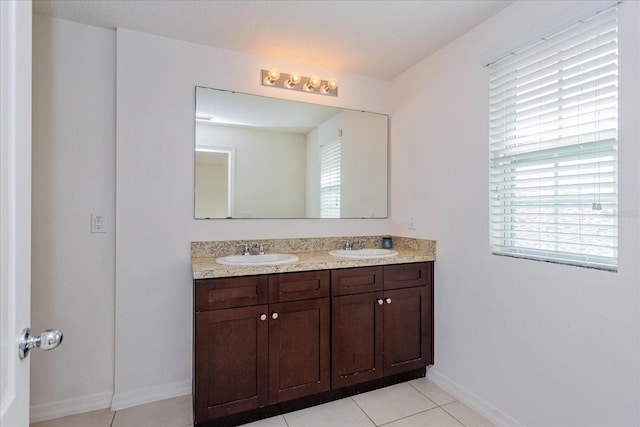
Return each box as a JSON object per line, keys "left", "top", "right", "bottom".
{"left": 489, "top": 5, "right": 618, "bottom": 270}
{"left": 320, "top": 138, "right": 341, "bottom": 218}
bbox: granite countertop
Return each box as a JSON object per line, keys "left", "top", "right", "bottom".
{"left": 192, "top": 236, "right": 436, "bottom": 279}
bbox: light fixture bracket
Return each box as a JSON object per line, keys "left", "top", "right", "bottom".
{"left": 261, "top": 69, "right": 338, "bottom": 97}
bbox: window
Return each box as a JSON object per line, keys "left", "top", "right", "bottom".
{"left": 320, "top": 137, "right": 341, "bottom": 218}
{"left": 488, "top": 5, "right": 618, "bottom": 270}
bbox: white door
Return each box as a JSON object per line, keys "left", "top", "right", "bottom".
{"left": 1, "top": 1, "right": 32, "bottom": 425}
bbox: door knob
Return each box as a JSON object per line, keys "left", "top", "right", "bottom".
{"left": 385, "top": 298, "right": 392, "bottom": 304}
{"left": 271, "top": 312, "right": 279, "bottom": 320}
{"left": 260, "top": 314, "right": 267, "bottom": 321}
{"left": 377, "top": 299, "right": 383, "bottom": 305}
{"left": 18, "top": 328, "right": 63, "bottom": 360}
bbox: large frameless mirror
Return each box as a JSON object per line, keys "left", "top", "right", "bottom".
{"left": 195, "top": 87, "right": 388, "bottom": 219}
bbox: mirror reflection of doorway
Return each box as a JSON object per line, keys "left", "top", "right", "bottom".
{"left": 195, "top": 148, "right": 234, "bottom": 218}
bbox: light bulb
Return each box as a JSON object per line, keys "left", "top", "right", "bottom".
{"left": 264, "top": 69, "right": 280, "bottom": 85}
{"left": 290, "top": 72, "right": 301, "bottom": 84}
{"left": 309, "top": 76, "right": 322, "bottom": 88}
{"left": 268, "top": 69, "right": 280, "bottom": 80}
{"left": 305, "top": 76, "right": 322, "bottom": 91}
{"left": 322, "top": 78, "right": 338, "bottom": 94}
{"left": 285, "top": 72, "right": 301, "bottom": 88}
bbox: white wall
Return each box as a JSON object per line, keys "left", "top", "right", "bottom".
{"left": 114, "top": 28, "right": 390, "bottom": 408}
{"left": 31, "top": 15, "right": 116, "bottom": 420}
{"left": 390, "top": 1, "right": 640, "bottom": 425}
{"left": 196, "top": 123, "right": 307, "bottom": 218}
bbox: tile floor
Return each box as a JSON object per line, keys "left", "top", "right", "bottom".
{"left": 30, "top": 379, "right": 494, "bottom": 427}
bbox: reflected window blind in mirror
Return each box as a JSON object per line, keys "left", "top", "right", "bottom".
{"left": 320, "top": 137, "right": 341, "bottom": 218}
{"left": 488, "top": 4, "right": 618, "bottom": 270}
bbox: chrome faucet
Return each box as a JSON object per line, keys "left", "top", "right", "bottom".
{"left": 343, "top": 240, "right": 352, "bottom": 250}
{"left": 238, "top": 243, "right": 250, "bottom": 256}
{"left": 252, "top": 242, "right": 266, "bottom": 255}
{"left": 352, "top": 240, "right": 363, "bottom": 250}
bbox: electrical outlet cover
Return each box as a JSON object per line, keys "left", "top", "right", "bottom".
{"left": 91, "top": 212, "right": 106, "bottom": 233}
{"left": 408, "top": 213, "right": 416, "bottom": 229}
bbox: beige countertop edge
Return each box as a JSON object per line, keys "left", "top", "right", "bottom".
{"left": 192, "top": 250, "right": 436, "bottom": 280}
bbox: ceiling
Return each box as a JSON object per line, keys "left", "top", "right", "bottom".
{"left": 196, "top": 87, "right": 345, "bottom": 133}
{"left": 33, "top": 0, "right": 513, "bottom": 80}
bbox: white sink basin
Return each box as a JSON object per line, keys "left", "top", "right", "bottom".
{"left": 329, "top": 248, "right": 399, "bottom": 259}
{"left": 216, "top": 253, "right": 299, "bottom": 266}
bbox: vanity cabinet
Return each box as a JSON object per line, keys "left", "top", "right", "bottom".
{"left": 331, "top": 262, "right": 433, "bottom": 388}
{"left": 193, "top": 261, "right": 433, "bottom": 425}
{"left": 194, "top": 271, "right": 330, "bottom": 423}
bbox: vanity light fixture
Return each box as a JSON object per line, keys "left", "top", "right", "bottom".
{"left": 261, "top": 69, "right": 338, "bottom": 96}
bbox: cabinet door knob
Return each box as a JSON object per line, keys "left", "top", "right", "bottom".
{"left": 377, "top": 299, "right": 383, "bottom": 305}
{"left": 260, "top": 314, "right": 267, "bottom": 321}
{"left": 271, "top": 312, "right": 279, "bottom": 320}
{"left": 385, "top": 298, "right": 392, "bottom": 304}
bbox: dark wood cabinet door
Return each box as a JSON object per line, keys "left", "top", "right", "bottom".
{"left": 383, "top": 262, "right": 432, "bottom": 291}
{"left": 268, "top": 298, "right": 330, "bottom": 403}
{"left": 382, "top": 285, "right": 432, "bottom": 375}
{"left": 194, "top": 305, "right": 269, "bottom": 423}
{"left": 331, "top": 291, "right": 384, "bottom": 388}
{"left": 195, "top": 276, "right": 268, "bottom": 311}
{"left": 269, "top": 270, "right": 330, "bottom": 303}
{"left": 331, "top": 266, "right": 383, "bottom": 296}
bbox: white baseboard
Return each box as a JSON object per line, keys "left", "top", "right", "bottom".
{"left": 32, "top": 372, "right": 518, "bottom": 424}
{"left": 110, "top": 379, "right": 192, "bottom": 411}
{"left": 427, "top": 367, "right": 525, "bottom": 427}
{"left": 30, "top": 391, "right": 113, "bottom": 423}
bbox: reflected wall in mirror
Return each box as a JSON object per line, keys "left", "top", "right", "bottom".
{"left": 195, "top": 87, "right": 388, "bottom": 219}
{"left": 195, "top": 148, "right": 233, "bottom": 218}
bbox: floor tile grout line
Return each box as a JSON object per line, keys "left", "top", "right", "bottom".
{"left": 350, "top": 382, "right": 443, "bottom": 426}
{"left": 440, "top": 402, "right": 472, "bottom": 427}
{"left": 376, "top": 405, "right": 449, "bottom": 426}
{"left": 406, "top": 380, "right": 442, "bottom": 408}
{"left": 348, "top": 396, "right": 378, "bottom": 426}
{"left": 341, "top": 382, "right": 449, "bottom": 426}
{"left": 282, "top": 413, "right": 291, "bottom": 427}
{"left": 409, "top": 379, "right": 462, "bottom": 409}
